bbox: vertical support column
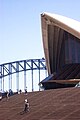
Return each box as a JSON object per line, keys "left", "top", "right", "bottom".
{"left": 9, "top": 64, "right": 10, "bottom": 90}
{"left": 0, "top": 65, "right": 2, "bottom": 91}
{"left": 38, "top": 59, "right": 40, "bottom": 91}
{"left": 10, "top": 64, "right": 12, "bottom": 90}
{"left": 8, "top": 64, "right": 12, "bottom": 90}
{"left": 0, "top": 77, "right": 2, "bottom": 91}
{"left": 9, "top": 74, "right": 10, "bottom": 90}
{"left": 11, "top": 74, "right": 12, "bottom": 90}
{"left": 31, "top": 60, "right": 33, "bottom": 91}
{"left": 16, "top": 62, "right": 19, "bottom": 92}
{"left": 45, "top": 62, "right": 47, "bottom": 77}
{"left": 3, "top": 65, "right": 4, "bottom": 91}
{"left": 24, "top": 60, "right": 26, "bottom": 91}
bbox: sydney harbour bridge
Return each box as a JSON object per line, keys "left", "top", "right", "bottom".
{"left": 0, "top": 58, "right": 47, "bottom": 92}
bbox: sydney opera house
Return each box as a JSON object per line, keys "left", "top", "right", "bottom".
{"left": 40, "top": 12, "right": 80, "bottom": 90}
{"left": 1, "top": 13, "right": 80, "bottom": 120}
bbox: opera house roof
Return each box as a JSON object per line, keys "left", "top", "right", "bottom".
{"left": 41, "top": 12, "right": 80, "bottom": 38}
{"left": 41, "top": 12, "right": 80, "bottom": 75}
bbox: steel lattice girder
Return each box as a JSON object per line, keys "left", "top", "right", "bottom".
{"left": 0, "top": 58, "right": 46, "bottom": 78}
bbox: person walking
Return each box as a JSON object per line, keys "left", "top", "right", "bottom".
{"left": 25, "top": 87, "right": 27, "bottom": 95}
{"left": 6, "top": 90, "right": 9, "bottom": 101}
{"left": 24, "top": 99, "right": 29, "bottom": 112}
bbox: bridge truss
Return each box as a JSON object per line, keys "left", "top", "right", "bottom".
{"left": 0, "top": 58, "right": 47, "bottom": 92}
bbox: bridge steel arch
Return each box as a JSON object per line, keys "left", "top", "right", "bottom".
{"left": 0, "top": 58, "right": 47, "bottom": 92}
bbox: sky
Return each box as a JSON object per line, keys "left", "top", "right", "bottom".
{"left": 0, "top": 0, "right": 80, "bottom": 92}
{"left": 0, "top": 0, "right": 80, "bottom": 64}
